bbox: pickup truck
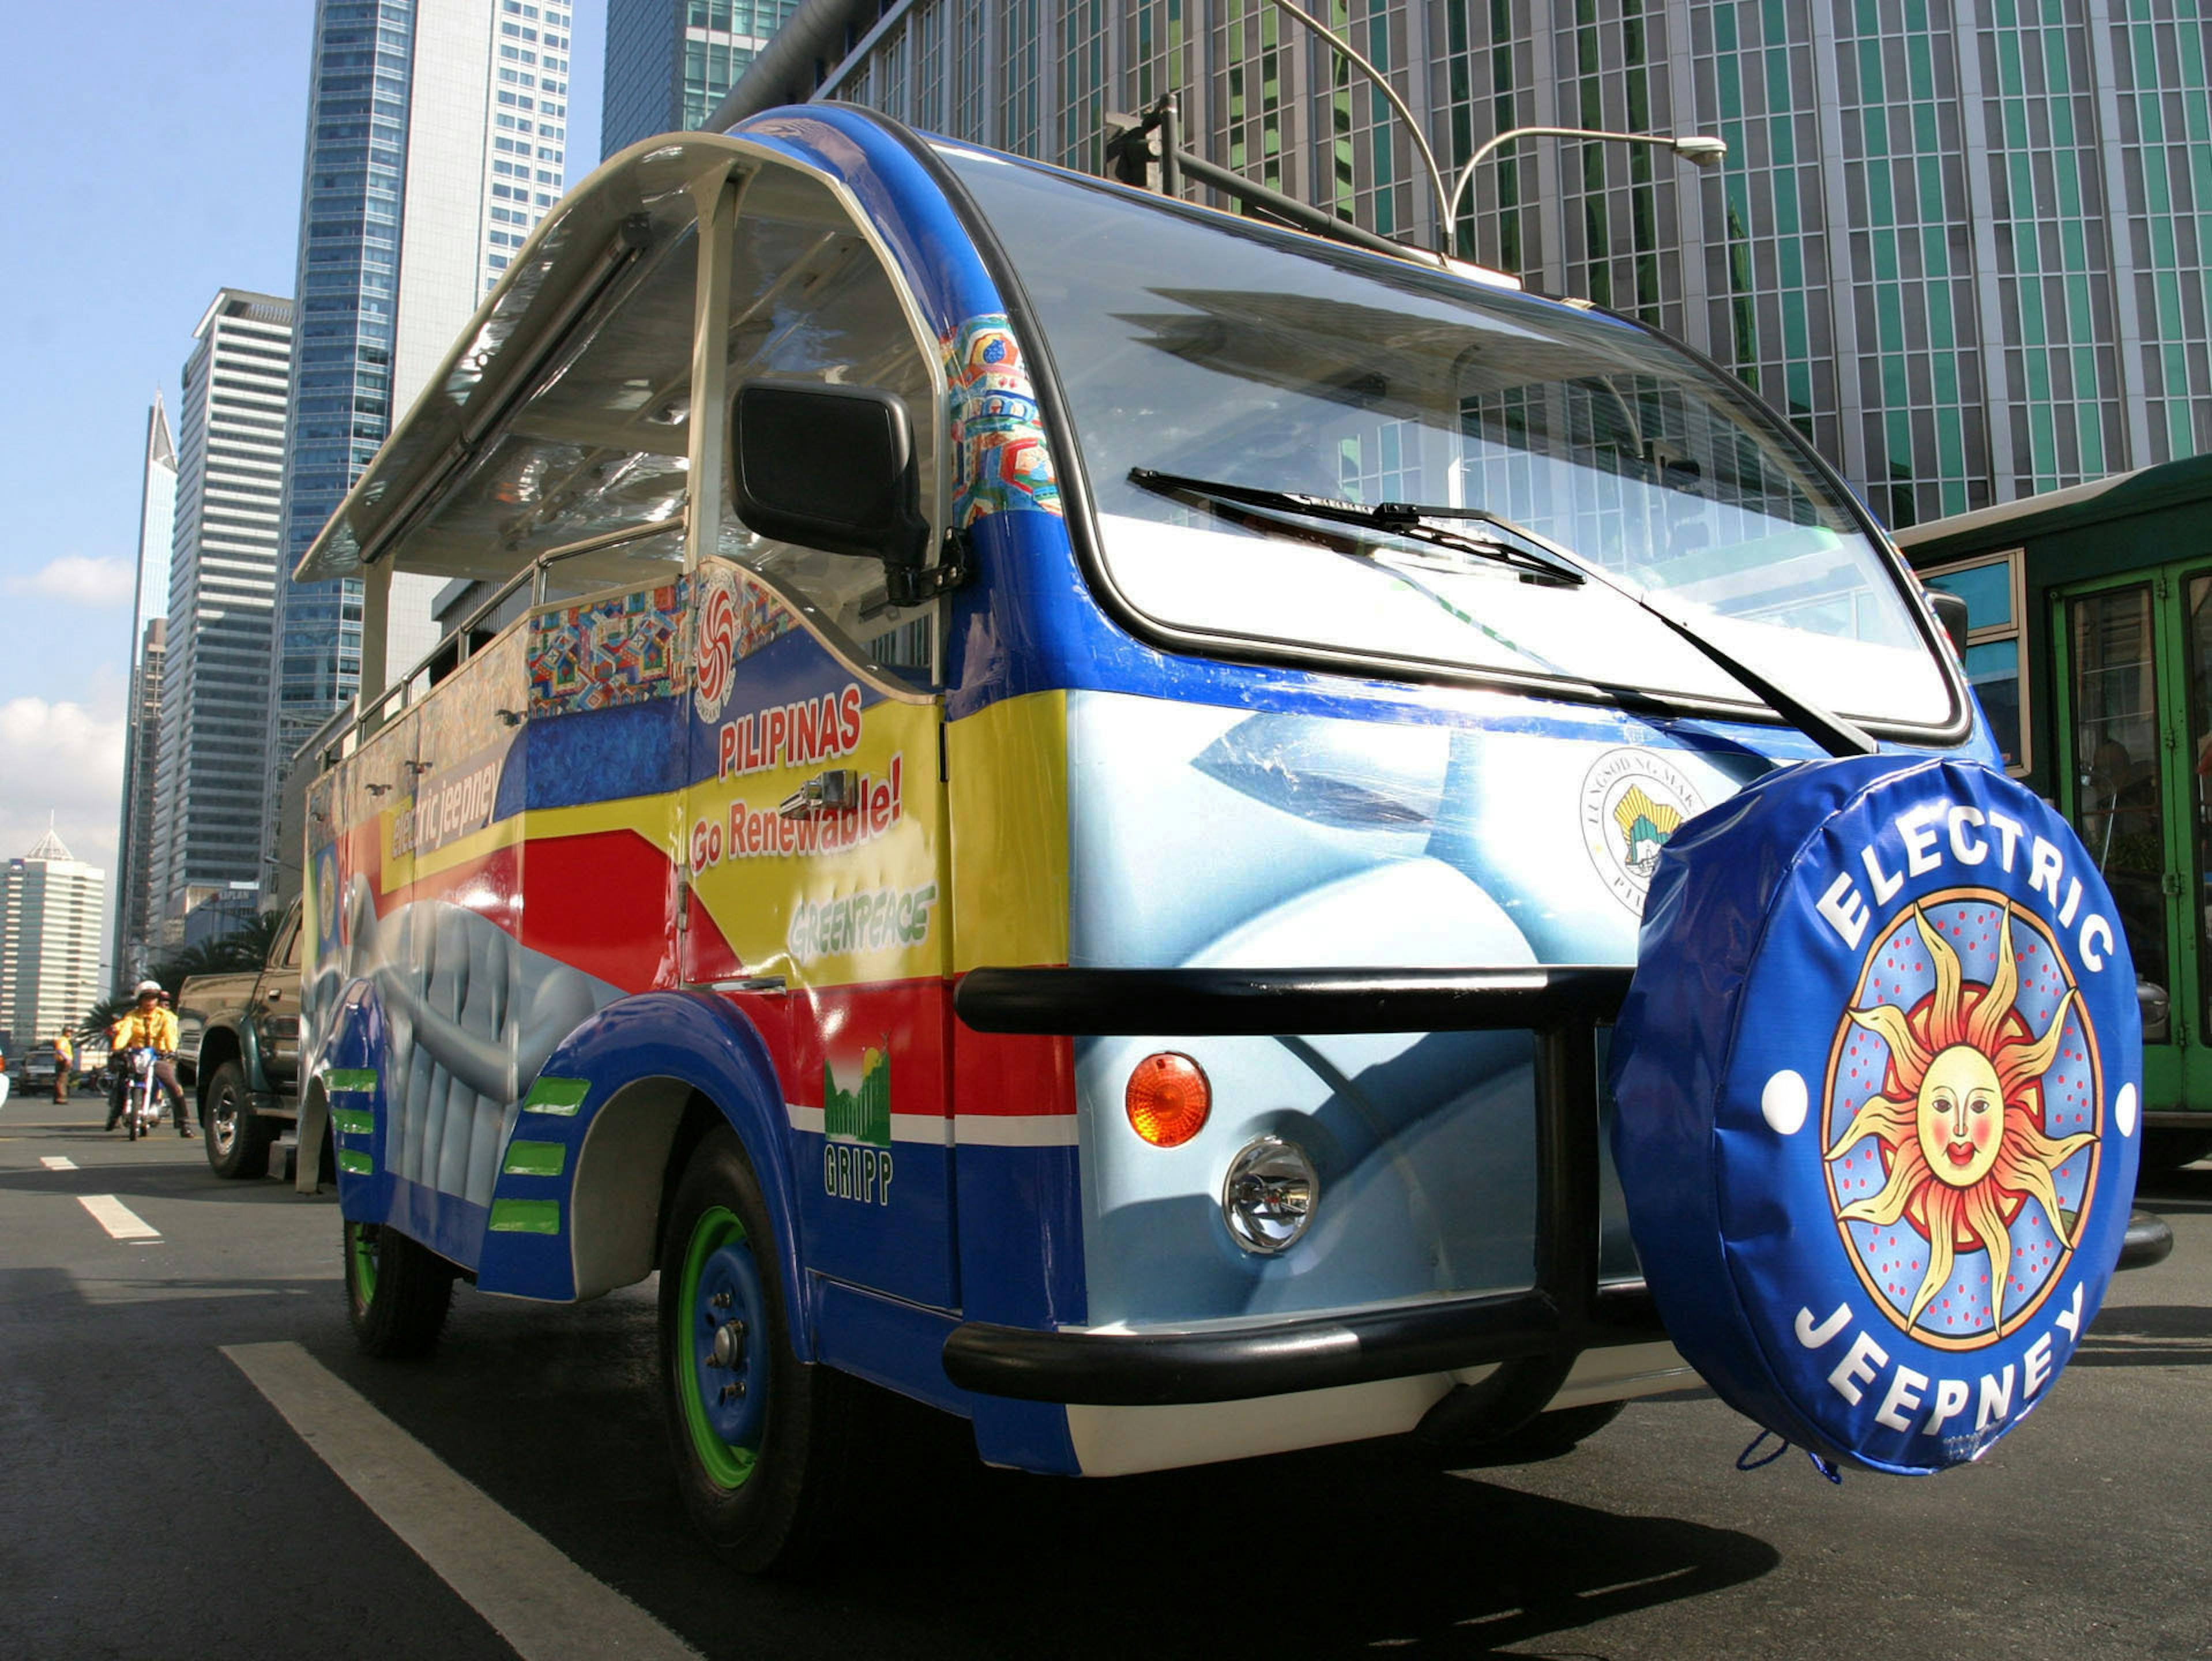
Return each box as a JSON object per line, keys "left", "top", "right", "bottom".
{"left": 177, "top": 899, "right": 303, "bottom": 1178}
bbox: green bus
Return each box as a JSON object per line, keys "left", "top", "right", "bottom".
{"left": 1898, "top": 451, "right": 2212, "bottom": 1175}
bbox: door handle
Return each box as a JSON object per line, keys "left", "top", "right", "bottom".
{"left": 778, "top": 769, "right": 859, "bottom": 820}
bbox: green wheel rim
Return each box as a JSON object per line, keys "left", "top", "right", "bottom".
{"left": 676, "top": 1205, "right": 759, "bottom": 1490}
{"left": 349, "top": 1223, "right": 379, "bottom": 1310}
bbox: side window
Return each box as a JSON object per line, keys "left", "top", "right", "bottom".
{"left": 1923, "top": 550, "right": 2029, "bottom": 773}
{"left": 719, "top": 165, "right": 942, "bottom": 687}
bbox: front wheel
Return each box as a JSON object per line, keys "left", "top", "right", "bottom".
{"left": 343, "top": 1219, "right": 454, "bottom": 1358}
{"left": 657, "top": 1125, "right": 862, "bottom": 1573}
{"left": 204, "top": 1061, "right": 271, "bottom": 1179}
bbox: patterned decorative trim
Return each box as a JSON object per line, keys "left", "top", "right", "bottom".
{"left": 528, "top": 581, "right": 685, "bottom": 717}
{"left": 943, "top": 314, "right": 1063, "bottom": 524}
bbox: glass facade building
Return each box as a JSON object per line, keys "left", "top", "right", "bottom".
{"left": 602, "top": 0, "right": 800, "bottom": 159}
{"left": 738, "top": 0, "right": 2212, "bottom": 529}
{"left": 154, "top": 291, "right": 295, "bottom": 937}
{"left": 270, "top": 0, "right": 572, "bottom": 890}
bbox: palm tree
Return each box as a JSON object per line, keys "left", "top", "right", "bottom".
{"left": 79, "top": 910, "right": 285, "bottom": 1044}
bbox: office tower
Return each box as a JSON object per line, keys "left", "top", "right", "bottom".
{"left": 723, "top": 1, "right": 2212, "bottom": 528}
{"left": 152, "top": 290, "right": 294, "bottom": 941}
{"left": 111, "top": 619, "right": 166, "bottom": 987}
{"left": 269, "top": 0, "right": 575, "bottom": 881}
{"left": 603, "top": 0, "right": 800, "bottom": 159}
{"left": 111, "top": 396, "right": 179, "bottom": 986}
{"left": 0, "top": 829, "right": 107, "bottom": 1053}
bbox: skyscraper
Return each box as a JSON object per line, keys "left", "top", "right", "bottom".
{"left": 269, "top": 0, "right": 575, "bottom": 881}
{"left": 601, "top": 0, "right": 799, "bottom": 159}
{"left": 0, "top": 829, "right": 106, "bottom": 1053}
{"left": 152, "top": 290, "right": 294, "bottom": 942}
{"left": 111, "top": 395, "right": 178, "bottom": 987}
{"left": 722, "top": 1, "right": 2212, "bottom": 529}
{"left": 111, "top": 619, "right": 166, "bottom": 987}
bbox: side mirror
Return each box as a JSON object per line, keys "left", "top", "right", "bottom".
{"left": 1925, "top": 585, "right": 1970, "bottom": 657}
{"left": 729, "top": 379, "right": 936, "bottom": 601}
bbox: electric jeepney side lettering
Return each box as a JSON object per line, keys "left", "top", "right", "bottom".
{"left": 1875, "top": 1363, "right": 1929, "bottom": 1431}
{"left": 1859, "top": 841, "right": 1905, "bottom": 905}
{"left": 1810, "top": 805, "right": 2115, "bottom": 975}
{"left": 1986, "top": 809, "right": 2025, "bottom": 870}
{"left": 1897, "top": 801, "right": 1945, "bottom": 877}
{"left": 1947, "top": 805, "right": 1988, "bottom": 864}
{"left": 1924, "top": 1378, "right": 1972, "bottom": 1435}
{"left": 2029, "top": 836, "right": 2064, "bottom": 904}
{"left": 1974, "top": 1365, "right": 2016, "bottom": 1431}
{"left": 1827, "top": 1331, "right": 1890, "bottom": 1406}
{"left": 1818, "top": 874, "right": 1869, "bottom": 950}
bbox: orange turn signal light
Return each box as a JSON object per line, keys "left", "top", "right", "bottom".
{"left": 1126, "top": 1052, "right": 1212, "bottom": 1148}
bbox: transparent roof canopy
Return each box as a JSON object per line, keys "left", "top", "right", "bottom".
{"left": 295, "top": 139, "right": 898, "bottom": 595}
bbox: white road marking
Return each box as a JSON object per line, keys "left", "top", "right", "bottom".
{"left": 78, "top": 1195, "right": 159, "bottom": 1240}
{"left": 223, "top": 1342, "right": 703, "bottom": 1661}
{"left": 41, "top": 1156, "right": 76, "bottom": 1171}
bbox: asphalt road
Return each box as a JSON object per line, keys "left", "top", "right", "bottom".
{"left": 3, "top": 1092, "right": 2207, "bottom": 1660}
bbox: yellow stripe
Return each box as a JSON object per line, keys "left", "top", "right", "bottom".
{"left": 948, "top": 690, "right": 1068, "bottom": 972}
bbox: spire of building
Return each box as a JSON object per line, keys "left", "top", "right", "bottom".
{"left": 25, "top": 822, "right": 73, "bottom": 862}
{"left": 146, "top": 390, "right": 176, "bottom": 473}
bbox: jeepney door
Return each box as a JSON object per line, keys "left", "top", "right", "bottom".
{"left": 678, "top": 157, "right": 957, "bottom": 1310}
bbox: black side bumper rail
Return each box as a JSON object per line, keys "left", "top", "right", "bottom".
{"left": 947, "top": 964, "right": 1667, "bottom": 1410}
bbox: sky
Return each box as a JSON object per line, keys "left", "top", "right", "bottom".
{"left": 0, "top": 1, "right": 604, "bottom": 966}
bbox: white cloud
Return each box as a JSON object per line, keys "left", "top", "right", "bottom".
{"left": 3, "top": 554, "right": 135, "bottom": 606}
{"left": 0, "top": 698, "right": 126, "bottom": 948}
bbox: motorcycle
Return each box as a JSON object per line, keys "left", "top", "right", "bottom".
{"left": 120, "top": 1047, "right": 165, "bottom": 1141}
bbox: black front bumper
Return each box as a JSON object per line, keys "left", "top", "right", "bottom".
{"left": 946, "top": 964, "right": 1669, "bottom": 1407}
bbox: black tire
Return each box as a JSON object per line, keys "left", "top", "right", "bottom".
{"left": 203, "top": 1061, "right": 272, "bottom": 1179}
{"left": 344, "top": 1219, "right": 455, "bottom": 1359}
{"left": 2141, "top": 1128, "right": 2212, "bottom": 1178}
{"left": 1424, "top": 1400, "right": 1627, "bottom": 1468}
{"left": 657, "top": 1125, "right": 863, "bottom": 1574}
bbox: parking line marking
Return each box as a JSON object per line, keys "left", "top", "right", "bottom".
{"left": 223, "top": 1341, "right": 702, "bottom": 1661}
{"left": 41, "top": 1156, "right": 76, "bottom": 1171}
{"left": 78, "top": 1195, "right": 159, "bottom": 1239}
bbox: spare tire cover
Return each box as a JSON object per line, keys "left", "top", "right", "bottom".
{"left": 1611, "top": 753, "right": 2141, "bottom": 1474}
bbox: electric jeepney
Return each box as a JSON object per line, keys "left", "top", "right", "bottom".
{"left": 294, "top": 107, "right": 2146, "bottom": 1569}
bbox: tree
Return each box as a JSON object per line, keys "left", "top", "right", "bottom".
{"left": 78, "top": 910, "right": 284, "bottom": 1044}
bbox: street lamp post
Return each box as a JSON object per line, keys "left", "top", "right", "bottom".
{"left": 1444, "top": 127, "right": 1729, "bottom": 255}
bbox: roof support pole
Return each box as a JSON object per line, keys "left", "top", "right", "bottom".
{"left": 684, "top": 166, "right": 744, "bottom": 572}
{"left": 358, "top": 558, "right": 393, "bottom": 731}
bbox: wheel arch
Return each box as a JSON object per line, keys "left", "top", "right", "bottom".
{"left": 193, "top": 1024, "right": 247, "bottom": 1105}
{"left": 478, "top": 992, "right": 811, "bottom": 1348}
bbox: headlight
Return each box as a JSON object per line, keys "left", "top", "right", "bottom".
{"left": 1221, "top": 1136, "right": 1318, "bottom": 1254}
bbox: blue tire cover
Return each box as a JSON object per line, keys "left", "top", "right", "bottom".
{"left": 1610, "top": 754, "right": 2142, "bottom": 1474}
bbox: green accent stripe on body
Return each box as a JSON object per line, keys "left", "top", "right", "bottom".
{"left": 324, "top": 1069, "right": 378, "bottom": 1095}
{"left": 331, "top": 1108, "right": 374, "bottom": 1137}
{"left": 488, "top": 1198, "right": 562, "bottom": 1235}
{"left": 501, "top": 1140, "right": 567, "bottom": 1178}
{"left": 336, "top": 1148, "right": 374, "bottom": 1176}
{"left": 522, "top": 1076, "right": 590, "bottom": 1116}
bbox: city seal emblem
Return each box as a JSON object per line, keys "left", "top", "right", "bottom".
{"left": 1610, "top": 754, "right": 2141, "bottom": 1474}
{"left": 1579, "top": 747, "right": 1705, "bottom": 915}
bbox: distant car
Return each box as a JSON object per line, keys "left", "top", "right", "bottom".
{"left": 176, "top": 900, "right": 303, "bottom": 1178}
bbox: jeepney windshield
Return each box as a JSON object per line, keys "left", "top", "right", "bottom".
{"left": 943, "top": 150, "right": 1953, "bottom": 728}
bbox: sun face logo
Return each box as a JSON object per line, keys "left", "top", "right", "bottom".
{"left": 1580, "top": 748, "right": 1705, "bottom": 915}
{"left": 1823, "top": 890, "right": 2101, "bottom": 1348}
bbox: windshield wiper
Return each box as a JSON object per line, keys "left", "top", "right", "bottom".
{"left": 1128, "top": 466, "right": 1877, "bottom": 759}
{"left": 1130, "top": 468, "right": 1585, "bottom": 587}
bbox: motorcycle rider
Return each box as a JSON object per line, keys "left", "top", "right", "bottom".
{"left": 107, "top": 982, "right": 191, "bottom": 1137}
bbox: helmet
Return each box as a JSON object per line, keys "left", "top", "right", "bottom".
{"left": 133, "top": 980, "right": 161, "bottom": 998}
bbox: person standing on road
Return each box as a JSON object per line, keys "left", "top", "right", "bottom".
{"left": 107, "top": 983, "right": 190, "bottom": 1137}
{"left": 50, "top": 1031, "right": 73, "bottom": 1104}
